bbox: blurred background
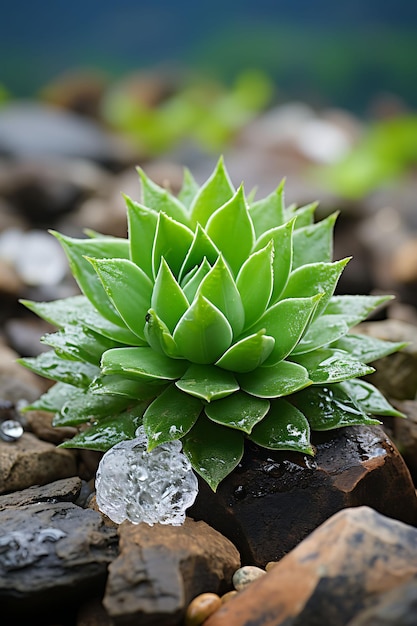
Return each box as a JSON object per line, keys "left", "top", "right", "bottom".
{"left": 1, "top": 0, "right": 417, "bottom": 354}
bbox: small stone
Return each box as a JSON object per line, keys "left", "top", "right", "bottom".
{"left": 0, "top": 477, "right": 82, "bottom": 511}
{"left": 0, "top": 419, "right": 23, "bottom": 441}
{"left": 221, "top": 590, "right": 239, "bottom": 604}
{"left": 265, "top": 561, "right": 279, "bottom": 572}
{"left": 185, "top": 593, "right": 222, "bottom": 626}
{"left": 232, "top": 565, "right": 266, "bottom": 591}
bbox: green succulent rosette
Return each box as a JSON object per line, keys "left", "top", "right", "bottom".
{"left": 19, "top": 158, "right": 405, "bottom": 490}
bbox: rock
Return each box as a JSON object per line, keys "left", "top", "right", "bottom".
{"left": 189, "top": 425, "right": 417, "bottom": 567}
{"left": 0, "top": 432, "right": 77, "bottom": 493}
{"left": 347, "top": 578, "right": 417, "bottom": 626}
{"left": 77, "top": 597, "right": 113, "bottom": 626}
{"left": 0, "top": 501, "right": 118, "bottom": 621}
{"left": 103, "top": 517, "right": 241, "bottom": 625}
{"left": 0, "top": 342, "right": 46, "bottom": 403}
{"left": 185, "top": 593, "right": 222, "bottom": 626}
{"left": 0, "top": 476, "right": 82, "bottom": 510}
{"left": 357, "top": 319, "right": 417, "bottom": 399}
{"left": 4, "top": 317, "right": 53, "bottom": 357}
{"left": 23, "top": 409, "right": 77, "bottom": 444}
{"left": 232, "top": 565, "right": 266, "bottom": 591}
{"left": 389, "top": 399, "right": 417, "bottom": 482}
{"left": 0, "top": 102, "right": 136, "bottom": 169}
{"left": 204, "top": 506, "right": 417, "bottom": 626}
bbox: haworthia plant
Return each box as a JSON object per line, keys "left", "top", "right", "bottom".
{"left": 19, "top": 157, "right": 405, "bottom": 491}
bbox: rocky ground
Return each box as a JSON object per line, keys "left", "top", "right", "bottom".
{"left": 1, "top": 94, "right": 417, "bottom": 626}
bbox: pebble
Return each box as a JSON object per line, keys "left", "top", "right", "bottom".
{"left": 232, "top": 565, "right": 266, "bottom": 591}
{"left": 185, "top": 593, "right": 222, "bottom": 626}
{"left": 221, "top": 590, "right": 239, "bottom": 604}
{"left": 265, "top": 561, "right": 279, "bottom": 572}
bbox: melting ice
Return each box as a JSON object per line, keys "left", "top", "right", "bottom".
{"left": 95, "top": 426, "right": 199, "bottom": 526}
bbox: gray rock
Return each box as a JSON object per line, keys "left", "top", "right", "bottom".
{"left": 103, "top": 517, "right": 241, "bottom": 625}
{"left": 0, "top": 102, "right": 135, "bottom": 168}
{"left": 0, "top": 502, "right": 118, "bottom": 620}
{"left": 0, "top": 476, "right": 82, "bottom": 510}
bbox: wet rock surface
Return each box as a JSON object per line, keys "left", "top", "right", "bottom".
{"left": 0, "top": 501, "right": 118, "bottom": 622}
{"left": 204, "top": 506, "right": 417, "bottom": 626}
{"left": 0, "top": 476, "right": 82, "bottom": 510}
{"left": 103, "top": 517, "right": 241, "bottom": 625}
{"left": 189, "top": 425, "right": 417, "bottom": 566}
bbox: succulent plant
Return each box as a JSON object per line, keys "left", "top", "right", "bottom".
{"left": 20, "top": 158, "right": 404, "bottom": 491}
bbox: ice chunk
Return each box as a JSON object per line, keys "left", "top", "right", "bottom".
{"left": 95, "top": 426, "right": 199, "bottom": 526}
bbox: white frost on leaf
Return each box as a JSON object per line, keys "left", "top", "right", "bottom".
{"left": 95, "top": 426, "right": 199, "bottom": 526}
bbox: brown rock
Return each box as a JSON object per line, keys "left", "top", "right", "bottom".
{"left": 0, "top": 476, "right": 82, "bottom": 510}
{"left": 390, "top": 399, "right": 417, "bottom": 482}
{"left": 204, "top": 506, "right": 417, "bottom": 626}
{"left": 347, "top": 577, "right": 417, "bottom": 626}
{"left": 185, "top": 593, "right": 222, "bottom": 626}
{"left": 0, "top": 342, "right": 46, "bottom": 403}
{"left": 103, "top": 517, "right": 241, "bottom": 625}
{"left": 0, "top": 432, "right": 77, "bottom": 493}
{"left": 24, "top": 409, "right": 77, "bottom": 444}
{"left": 189, "top": 425, "right": 417, "bottom": 566}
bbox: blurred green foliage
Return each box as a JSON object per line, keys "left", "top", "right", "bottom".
{"left": 101, "top": 70, "right": 273, "bottom": 155}
{"left": 319, "top": 115, "right": 417, "bottom": 198}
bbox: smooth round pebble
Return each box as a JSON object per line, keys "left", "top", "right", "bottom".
{"left": 232, "top": 565, "right": 266, "bottom": 591}
{"left": 221, "top": 590, "right": 239, "bottom": 604}
{"left": 185, "top": 593, "right": 222, "bottom": 626}
{"left": 265, "top": 560, "right": 279, "bottom": 572}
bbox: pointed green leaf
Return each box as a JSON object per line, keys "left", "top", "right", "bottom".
{"left": 281, "top": 258, "right": 350, "bottom": 320}
{"left": 51, "top": 232, "right": 129, "bottom": 326}
{"left": 197, "top": 255, "right": 245, "bottom": 337}
{"left": 332, "top": 334, "right": 406, "bottom": 364}
{"left": 181, "top": 258, "right": 212, "bottom": 303}
{"left": 236, "top": 241, "right": 274, "bottom": 327}
{"left": 60, "top": 409, "right": 144, "bottom": 451}
{"left": 292, "top": 212, "right": 338, "bottom": 269}
{"left": 189, "top": 157, "right": 235, "bottom": 227}
{"left": 205, "top": 186, "right": 255, "bottom": 276}
{"left": 53, "top": 388, "right": 132, "bottom": 426}
{"left": 249, "top": 295, "right": 321, "bottom": 365}
{"left": 176, "top": 363, "right": 239, "bottom": 402}
{"left": 19, "top": 352, "right": 99, "bottom": 387}
{"left": 101, "top": 346, "right": 188, "bottom": 381}
{"left": 205, "top": 392, "right": 270, "bottom": 433}
{"left": 253, "top": 218, "right": 296, "bottom": 302}
{"left": 21, "top": 296, "right": 145, "bottom": 346}
{"left": 249, "top": 180, "right": 285, "bottom": 237}
{"left": 291, "top": 348, "right": 374, "bottom": 383}
{"left": 292, "top": 315, "right": 349, "bottom": 354}
{"left": 41, "top": 326, "right": 119, "bottom": 366}
{"left": 249, "top": 399, "right": 313, "bottom": 454}
{"left": 285, "top": 201, "right": 318, "bottom": 228}
{"left": 144, "top": 309, "right": 181, "bottom": 358}
{"left": 182, "top": 417, "right": 244, "bottom": 490}
{"left": 23, "top": 382, "right": 78, "bottom": 413}
{"left": 178, "top": 167, "right": 200, "bottom": 209}
{"left": 152, "top": 258, "right": 189, "bottom": 332}
{"left": 125, "top": 196, "right": 158, "bottom": 278}
{"left": 152, "top": 212, "right": 194, "bottom": 278}
{"left": 138, "top": 167, "right": 189, "bottom": 224}
{"left": 339, "top": 379, "right": 405, "bottom": 418}
{"left": 238, "top": 360, "right": 311, "bottom": 398}
{"left": 173, "top": 294, "right": 233, "bottom": 364}
{"left": 292, "top": 384, "right": 380, "bottom": 430}
{"left": 324, "top": 294, "right": 393, "bottom": 326}
{"left": 89, "top": 374, "right": 167, "bottom": 400}
{"left": 87, "top": 257, "right": 153, "bottom": 341}
{"left": 143, "top": 384, "right": 202, "bottom": 450}
{"left": 179, "top": 224, "right": 219, "bottom": 283}
{"left": 216, "top": 331, "right": 275, "bottom": 373}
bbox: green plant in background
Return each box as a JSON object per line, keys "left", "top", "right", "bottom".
{"left": 19, "top": 158, "right": 404, "bottom": 491}
{"left": 101, "top": 71, "right": 273, "bottom": 155}
{"left": 319, "top": 115, "right": 417, "bottom": 198}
